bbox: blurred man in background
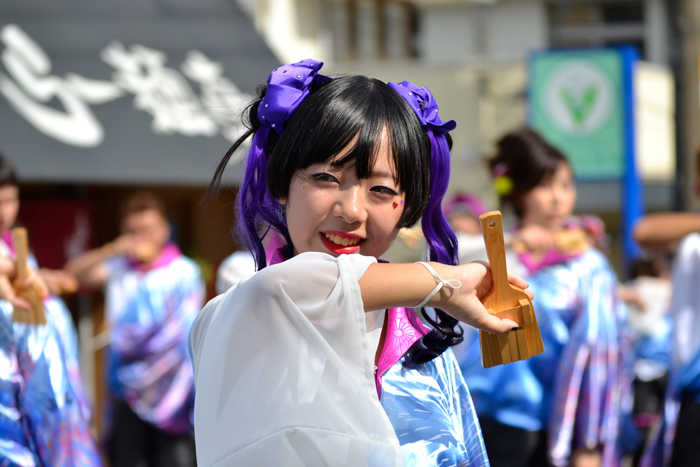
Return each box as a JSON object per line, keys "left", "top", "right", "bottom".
{"left": 67, "top": 191, "right": 204, "bottom": 467}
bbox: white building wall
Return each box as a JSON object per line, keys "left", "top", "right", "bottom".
{"left": 419, "top": 6, "right": 480, "bottom": 62}
{"left": 419, "top": 1, "right": 547, "bottom": 63}
{"left": 484, "top": 1, "right": 547, "bottom": 59}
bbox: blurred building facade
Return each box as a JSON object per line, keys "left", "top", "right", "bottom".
{"left": 240, "top": 0, "right": 679, "bottom": 209}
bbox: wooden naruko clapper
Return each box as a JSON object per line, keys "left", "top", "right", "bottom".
{"left": 479, "top": 211, "right": 544, "bottom": 368}
{"left": 12, "top": 227, "right": 46, "bottom": 325}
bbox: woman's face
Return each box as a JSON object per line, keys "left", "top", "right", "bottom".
{"left": 520, "top": 162, "right": 576, "bottom": 231}
{"left": 282, "top": 132, "right": 405, "bottom": 259}
{"left": 0, "top": 185, "right": 19, "bottom": 236}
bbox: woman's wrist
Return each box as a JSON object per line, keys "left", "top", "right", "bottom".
{"left": 413, "top": 262, "right": 462, "bottom": 308}
{"left": 417, "top": 262, "right": 464, "bottom": 309}
{"left": 101, "top": 242, "right": 119, "bottom": 258}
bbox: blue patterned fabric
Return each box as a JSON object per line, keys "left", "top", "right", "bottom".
{"left": 0, "top": 300, "right": 102, "bottom": 467}
{"left": 45, "top": 296, "right": 93, "bottom": 423}
{"left": 459, "top": 248, "right": 637, "bottom": 467}
{"left": 381, "top": 348, "right": 490, "bottom": 467}
{"left": 105, "top": 251, "right": 205, "bottom": 435}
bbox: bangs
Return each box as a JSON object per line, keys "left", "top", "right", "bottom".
{"left": 268, "top": 75, "right": 430, "bottom": 227}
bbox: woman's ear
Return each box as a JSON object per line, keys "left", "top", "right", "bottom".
{"left": 278, "top": 198, "right": 287, "bottom": 206}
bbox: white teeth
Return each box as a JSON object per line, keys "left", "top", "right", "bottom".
{"left": 324, "top": 233, "right": 361, "bottom": 246}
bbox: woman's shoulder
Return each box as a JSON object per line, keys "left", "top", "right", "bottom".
{"left": 259, "top": 252, "right": 378, "bottom": 282}
{"left": 678, "top": 232, "right": 700, "bottom": 255}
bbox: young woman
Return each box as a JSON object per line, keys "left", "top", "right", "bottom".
{"left": 458, "top": 128, "right": 637, "bottom": 467}
{"left": 190, "top": 59, "right": 531, "bottom": 467}
{"left": 0, "top": 154, "right": 101, "bottom": 467}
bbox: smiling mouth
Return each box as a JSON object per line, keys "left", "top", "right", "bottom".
{"left": 322, "top": 232, "right": 363, "bottom": 246}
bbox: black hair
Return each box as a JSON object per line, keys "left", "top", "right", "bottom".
{"left": 268, "top": 76, "right": 432, "bottom": 228}
{"left": 0, "top": 153, "right": 18, "bottom": 187}
{"left": 210, "top": 74, "right": 462, "bottom": 364}
{"left": 489, "top": 127, "right": 569, "bottom": 218}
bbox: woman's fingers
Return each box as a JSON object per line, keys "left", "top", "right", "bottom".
{"left": 0, "top": 276, "right": 15, "bottom": 302}
{"left": 506, "top": 272, "right": 528, "bottom": 289}
{"left": 11, "top": 295, "right": 33, "bottom": 312}
{"left": 507, "top": 273, "right": 534, "bottom": 300}
{"left": 471, "top": 307, "right": 519, "bottom": 335}
{"left": 25, "top": 268, "right": 49, "bottom": 299}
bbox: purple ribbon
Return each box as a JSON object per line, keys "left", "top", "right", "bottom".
{"left": 388, "top": 81, "right": 456, "bottom": 134}
{"left": 257, "top": 59, "right": 334, "bottom": 135}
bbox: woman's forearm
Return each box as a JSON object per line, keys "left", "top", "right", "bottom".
{"left": 358, "top": 262, "right": 457, "bottom": 311}
{"left": 359, "top": 261, "right": 528, "bottom": 334}
{"left": 633, "top": 213, "right": 700, "bottom": 250}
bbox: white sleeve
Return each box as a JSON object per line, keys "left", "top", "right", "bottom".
{"left": 671, "top": 233, "right": 700, "bottom": 367}
{"left": 190, "top": 252, "right": 403, "bottom": 467}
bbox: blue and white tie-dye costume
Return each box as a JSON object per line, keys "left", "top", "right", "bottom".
{"left": 104, "top": 243, "right": 205, "bottom": 435}
{"left": 459, "top": 247, "right": 637, "bottom": 467}
{"left": 0, "top": 236, "right": 101, "bottom": 466}
{"left": 640, "top": 233, "right": 700, "bottom": 467}
{"left": 380, "top": 347, "right": 490, "bottom": 467}
{"left": 191, "top": 251, "right": 489, "bottom": 467}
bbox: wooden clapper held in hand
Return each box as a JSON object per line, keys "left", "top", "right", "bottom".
{"left": 12, "top": 227, "right": 46, "bottom": 325}
{"left": 479, "top": 211, "right": 543, "bottom": 368}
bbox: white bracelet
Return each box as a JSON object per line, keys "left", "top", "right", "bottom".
{"left": 414, "top": 262, "right": 462, "bottom": 308}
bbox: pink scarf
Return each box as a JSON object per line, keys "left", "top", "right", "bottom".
{"left": 128, "top": 242, "right": 181, "bottom": 273}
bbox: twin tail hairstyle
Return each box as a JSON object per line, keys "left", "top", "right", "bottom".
{"left": 210, "top": 60, "right": 462, "bottom": 363}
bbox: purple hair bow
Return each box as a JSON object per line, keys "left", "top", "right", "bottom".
{"left": 388, "top": 81, "right": 456, "bottom": 134}
{"left": 257, "top": 59, "right": 334, "bottom": 135}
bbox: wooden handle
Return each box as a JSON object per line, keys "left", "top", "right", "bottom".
{"left": 11, "top": 228, "right": 29, "bottom": 282}
{"left": 479, "top": 211, "right": 509, "bottom": 296}
{"left": 10, "top": 227, "right": 47, "bottom": 325}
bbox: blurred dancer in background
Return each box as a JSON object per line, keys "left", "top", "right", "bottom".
{"left": 635, "top": 148, "right": 700, "bottom": 467}
{"left": 0, "top": 154, "right": 102, "bottom": 466}
{"left": 443, "top": 192, "right": 489, "bottom": 264}
{"left": 619, "top": 256, "right": 672, "bottom": 466}
{"left": 66, "top": 191, "right": 205, "bottom": 467}
{"left": 459, "top": 128, "right": 638, "bottom": 467}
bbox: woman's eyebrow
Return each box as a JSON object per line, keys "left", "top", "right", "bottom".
{"left": 369, "top": 170, "right": 397, "bottom": 180}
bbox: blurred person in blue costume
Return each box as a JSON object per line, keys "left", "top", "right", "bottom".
{"left": 66, "top": 191, "right": 205, "bottom": 467}
{"left": 443, "top": 192, "right": 489, "bottom": 264}
{"left": 191, "top": 59, "right": 536, "bottom": 467}
{"left": 442, "top": 192, "right": 489, "bottom": 365}
{"left": 0, "top": 154, "right": 102, "bottom": 466}
{"left": 635, "top": 147, "right": 700, "bottom": 467}
{"left": 617, "top": 256, "right": 672, "bottom": 466}
{"left": 459, "top": 129, "right": 638, "bottom": 467}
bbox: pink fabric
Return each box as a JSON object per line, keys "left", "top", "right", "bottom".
{"left": 128, "top": 242, "right": 181, "bottom": 273}
{"left": 1, "top": 231, "right": 15, "bottom": 256}
{"left": 518, "top": 249, "right": 582, "bottom": 275}
{"left": 269, "top": 247, "right": 287, "bottom": 267}
{"left": 375, "top": 307, "right": 429, "bottom": 397}
{"left": 269, "top": 249, "right": 429, "bottom": 398}
{"left": 513, "top": 222, "right": 585, "bottom": 274}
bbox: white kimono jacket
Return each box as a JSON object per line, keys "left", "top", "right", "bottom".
{"left": 190, "top": 252, "right": 403, "bottom": 467}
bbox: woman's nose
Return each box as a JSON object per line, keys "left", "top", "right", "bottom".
{"left": 335, "top": 188, "right": 367, "bottom": 224}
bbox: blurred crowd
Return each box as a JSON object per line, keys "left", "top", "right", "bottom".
{"left": 1, "top": 120, "right": 699, "bottom": 467}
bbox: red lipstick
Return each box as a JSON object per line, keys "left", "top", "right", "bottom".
{"left": 319, "top": 232, "right": 363, "bottom": 255}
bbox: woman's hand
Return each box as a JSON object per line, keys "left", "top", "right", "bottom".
{"left": 428, "top": 261, "right": 533, "bottom": 335}
{"left": 110, "top": 235, "right": 158, "bottom": 263}
{"left": 39, "top": 268, "right": 79, "bottom": 295}
{"left": 0, "top": 264, "right": 49, "bottom": 311}
{"left": 360, "top": 261, "right": 533, "bottom": 335}
{"left": 512, "top": 225, "right": 556, "bottom": 257}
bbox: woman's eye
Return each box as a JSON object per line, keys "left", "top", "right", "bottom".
{"left": 311, "top": 173, "right": 338, "bottom": 183}
{"left": 371, "top": 186, "right": 399, "bottom": 197}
